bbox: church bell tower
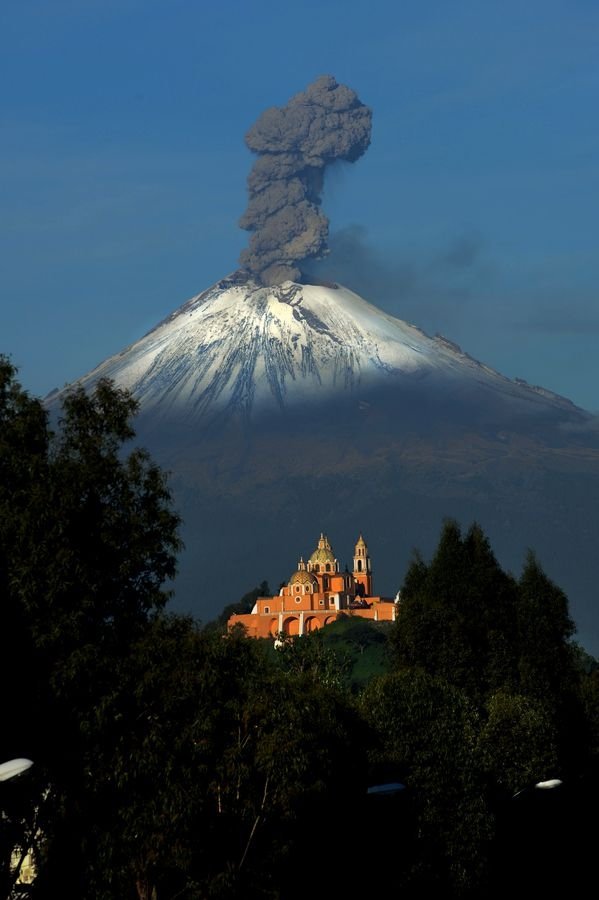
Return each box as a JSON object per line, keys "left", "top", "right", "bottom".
{"left": 353, "top": 534, "right": 372, "bottom": 596}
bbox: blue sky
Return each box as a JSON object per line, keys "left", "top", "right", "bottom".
{"left": 2, "top": 0, "right": 598, "bottom": 410}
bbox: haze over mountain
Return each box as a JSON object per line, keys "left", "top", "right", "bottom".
{"left": 46, "top": 273, "right": 599, "bottom": 656}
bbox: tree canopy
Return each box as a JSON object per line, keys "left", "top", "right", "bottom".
{"left": 0, "top": 359, "right": 182, "bottom": 898}
{"left": 391, "top": 519, "right": 578, "bottom": 709}
{"left": 2, "top": 360, "right": 598, "bottom": 899}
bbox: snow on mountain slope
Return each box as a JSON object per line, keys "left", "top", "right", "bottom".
{"left": 51, "top": 275, "right": 580, "bottom": 422}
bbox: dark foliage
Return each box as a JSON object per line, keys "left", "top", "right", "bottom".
{"left": 0, "top": 359, "right": 181, "bottom": 898}
{"left": 2, "top": 360, "right": 599, "bottom": 899}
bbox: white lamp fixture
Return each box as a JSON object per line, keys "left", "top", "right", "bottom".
{"left": 0, "top": 759, "right": 33, "bottom": 782}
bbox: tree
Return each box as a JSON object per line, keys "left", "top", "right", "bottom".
{"left": 391, "top": 520, "right": 586, "bottom": 712}
{"left": 391, "top": 519, "right": 519, "bottom": 704}
{"left": 516, "top": 550, "right": 576, "bottom": 700}
{"left": 271, "top": 628, "right": 352, "bottom": 691}
{"left": 0, "top": 360, "right": 182, "bottom": 896}
{"left": 87, "top": 620, "right": 365, "bottom": 900}
{"left": 73, "top": 614, "right": 270, "bottom": 899}
{"left": 211, "top": 646, "right": 367, "bottom": 900}
{"left": 359, "top": 669, "right": 492, "bottom": 898}
{"left": 477, "top": 690, "right": 559, "bottom": 798}
{"left": 307, "top": 616, "right": 392, "bottom": 691}
{"left": 387, "top": 518, "right": 595, "bottom": 895}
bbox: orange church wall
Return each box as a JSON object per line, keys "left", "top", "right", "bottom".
{"left": 228, "top": 603, "right": 397, "bottom": 639}
{"left": 228, "top": 613, "right": 263, "bottom": 638}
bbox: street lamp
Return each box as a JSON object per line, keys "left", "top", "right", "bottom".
{"left": 367, "top": 781, "right": 406, "bottom": 796}
{"left": 0, "top": 759, "right": 35, "bottom": 893}
{"left": 511, "top": 777, "right": 562, "bottom": 799}
{"left": 0, "top": 760, "right": 33, "bottom": 783}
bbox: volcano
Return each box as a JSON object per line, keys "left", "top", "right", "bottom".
{"left": 46, "top": 274, "right": 599, "bottom": 654}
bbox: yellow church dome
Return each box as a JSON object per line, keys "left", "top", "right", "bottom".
{"left": 289, "top": 570, "right": 319, "bottom": 586}
{"left": 308, "top": 533, "right": 335, "bottom": 565}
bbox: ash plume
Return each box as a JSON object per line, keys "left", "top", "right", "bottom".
{"left": 239, "top": 75, "right": 372, "bottom": 286}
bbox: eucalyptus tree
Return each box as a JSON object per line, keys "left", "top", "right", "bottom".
{"left": 0, "top": 359, "right": 182, "bottom": 896}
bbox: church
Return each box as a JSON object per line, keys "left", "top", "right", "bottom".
{"left": 227, "top": 533, "right": 398, "bottom": 639}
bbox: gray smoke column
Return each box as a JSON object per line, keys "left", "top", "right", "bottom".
{"left": 239, "top": 75, "right": 372, "bottom": 286}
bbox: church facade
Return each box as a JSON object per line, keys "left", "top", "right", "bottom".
{"left": 227, "top": 533, "right": 398, "bottom": 639}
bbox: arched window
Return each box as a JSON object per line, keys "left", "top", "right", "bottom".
{"left": 326, "top": 563, "right": 331, "bottom": 572}
{"left": 357, "top": 559, "right": 362, "bottom": 572}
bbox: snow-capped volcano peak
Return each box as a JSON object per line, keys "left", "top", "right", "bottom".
{"left": 52, "top": 274, "right": 578, "bottom": 423}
